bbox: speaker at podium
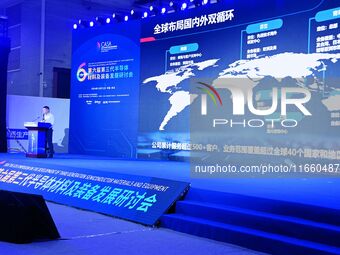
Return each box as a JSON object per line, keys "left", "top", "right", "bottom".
{"left": 24, "top": 122, "right": 52, "bottom": 158}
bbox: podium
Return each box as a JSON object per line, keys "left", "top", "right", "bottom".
{"left": 24, "top": 122, "right": 52, "bottom": 158}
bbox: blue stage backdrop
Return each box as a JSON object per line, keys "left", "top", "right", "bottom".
{"left": 70, "top": 0, "right": 340, "bottom": 164}
{"left": 69, "top": 20, "right": 140, "bottom": 158}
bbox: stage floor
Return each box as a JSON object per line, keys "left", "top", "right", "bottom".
{"left": 0, "top": 201, "right": 266, "bottom": 255}
{"left": 1, "top": 152, "right": 340, "bottom": 210}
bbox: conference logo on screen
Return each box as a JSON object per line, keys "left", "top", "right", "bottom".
{"left": 196, "top": 80, "right": 312, "bottom": 129}
{"left": 76, "top": 62, "right": 87, "bottom": 82}
{"left": 96, "top": 41, "right": 117, "bottom": 53}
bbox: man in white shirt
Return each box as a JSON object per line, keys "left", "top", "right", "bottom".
{"left": 42, "top": 106, "right": 54, "bottom": 158}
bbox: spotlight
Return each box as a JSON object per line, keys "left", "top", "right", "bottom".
{"left": 78, "top": 20, "right": 90, "bottom": 28}
{"left": 73, "top": 23, "right": 78, "bottom": 29}
{"left": 161, "top": 7, "right": 167, "bottom": 14}
{"left": 89, "top": 21, "right": 94, "bottom": 27}
{"left": 106, "top": 17, "right": 111, "bottom": 24}
{"left": 95, "top": 17, "right": 106, "bottom": 25}
{"left": 143, "top": 11, "right": 148, "bottom": 18}
{"left": 148, "top": 5, "right": 160, "bottom": 16}
{"left": 189, "top": 0, "right": 207, "bottom": 6}
{"left": 129, "top": 9, "right": 142, "bottom": 19}
{"left": 110, "top": 13, "right": 121, "bottom": 22}
{"left": 181, "top": 2, "right": 188, "bottom": 10}
{"left": 124, "top": 15, "right": 129, "bottom": 21}
{"left": 169, "top": 1, "right": 178, "bottom": 12}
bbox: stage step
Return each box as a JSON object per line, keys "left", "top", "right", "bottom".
{"left": 185, "top": 188, "right": 340, "bottom": 226}
{"left": 160, "top": 188, "right": 340, "bottom": 254}
{"left": 174, "top": 200, "right": 340, "bottom": 247}
{"left": 161, "top": 214, "right": 340, "bottom": 255}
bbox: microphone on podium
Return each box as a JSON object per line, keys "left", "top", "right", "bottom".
{"left": 31, "top": 115, "right": 41, "bottom": 122}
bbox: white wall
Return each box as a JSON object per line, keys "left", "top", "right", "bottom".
{"left": 1, "top": 0, "right": 115, "bottom": 97}
{"left": 6, "top": 95, "right": 70, "bottom": 153}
